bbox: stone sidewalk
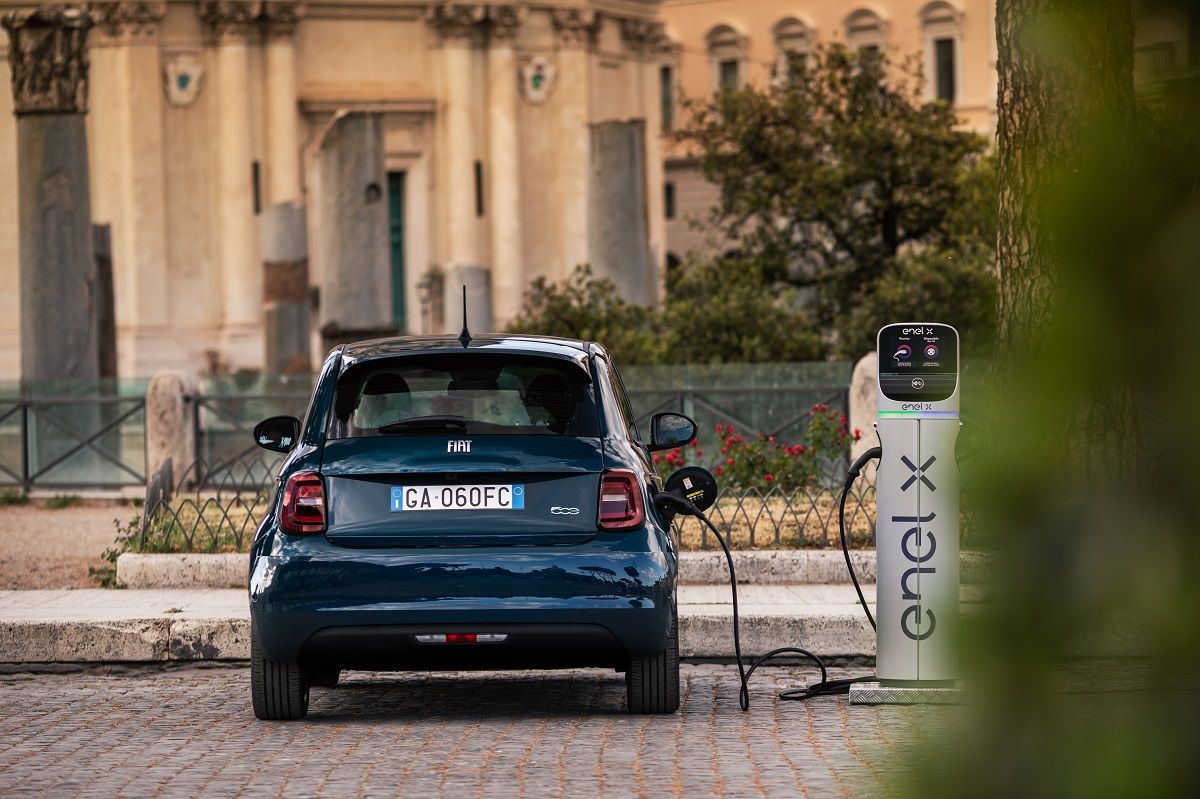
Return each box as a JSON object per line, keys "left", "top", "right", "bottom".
{"left": 0, "top": 584, "right": 877, "bottom": 663}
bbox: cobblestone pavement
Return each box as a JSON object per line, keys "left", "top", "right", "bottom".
{"left": 0, "top": 663, "right": 952, "bottom": 798}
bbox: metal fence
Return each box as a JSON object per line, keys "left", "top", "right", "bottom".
{"left": 0, "top": 395, "right": 146, "bottom": 490}
{"left": 139, "top": 451, "right": 283, "bottom": 552}
{"left": 673, "top": 482, "right": 877, "bottom": 550}
{"left": 137, "top": 445, "right": 876, "bottom": 553}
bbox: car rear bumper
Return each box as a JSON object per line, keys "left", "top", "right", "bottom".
{"left": 249, "top": 532, "right": 676, "bottom": 665}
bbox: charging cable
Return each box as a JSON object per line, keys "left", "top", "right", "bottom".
{"left": 657, "top": 446, "right": 882, "bottom": 710}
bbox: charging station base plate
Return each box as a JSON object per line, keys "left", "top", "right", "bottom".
{"left": 849, "top": 682, "right": 966, "bottom": 705}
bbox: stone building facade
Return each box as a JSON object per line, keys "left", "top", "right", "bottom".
{"left": 0, "top": 0, "right": 671, "bottom": 380}
{"left": 655, "top": 0, "right": 999, "bottom": 264}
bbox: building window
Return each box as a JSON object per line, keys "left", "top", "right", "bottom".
{"left": 706, "top": 24, "right": 745, "bottom": 93}
{"left": 718, "top": 59, "right": 740, "bottom": 90}
{"left": 660, "top": 65, "right": 674, "bottom": 132}
{"left": 664, "top": 182, "right": 676, "bottom": 220}
{"left": 934, "top": 37, "right": 956, "bottom": 101}
{"left": 772, "top": 17, "right": 812, "bottom": 85}
{"left": 845, "top": 9, "right": 887, "bottom": 53}
{"left": 474, "top": 160, "right": 484, "bottom": 217}
{"left": 920, "top": 2, "right": 962, "bottom": 104}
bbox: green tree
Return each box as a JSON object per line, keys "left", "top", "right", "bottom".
{"left": 662, "top": 258, "right": 823, "bottom": 363}
{"left": 840, "top": 245, "right": 997, "bottom": 358}
{"left": 679, "top": 44, "right": 991, "bottom": 330}
{"left": 504, "top": 262, "right": 823, "bottom": 364}
{"left": 503, "top": 265, "right": 664, "bottom": 365}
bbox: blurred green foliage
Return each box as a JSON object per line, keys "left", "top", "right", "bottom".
{"left": 908, "top": 1, "right": 1200, "bottom": 797}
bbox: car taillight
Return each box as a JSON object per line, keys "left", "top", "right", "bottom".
{"left": 598, "top": 469, "right": 645, "bottom": 531}
{"left": 280, "top": 471, "right": 326, "bottom": 534}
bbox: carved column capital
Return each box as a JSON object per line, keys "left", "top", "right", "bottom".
{"left": 1, "top": 6, "right": 92, "bottom": 115}
{"left": 86, "top": 1, "right": 166, "bottom": 42}
{"left": 621, "top": 18, "right": 676, "bottom": 60}
{"left": 261, "top": 0, "right": 304, "bottom": 40}
{"left": 551, "top": 7, "right": 600, "bottom": 49}
{"left": 487, "top": 4, "right": 527, "bottom": 43}
{"left": 425, "top": 3, "right": 488, "bottom": 44}
{"left": 198, "top": 0, "right": 263, "bottom": 42}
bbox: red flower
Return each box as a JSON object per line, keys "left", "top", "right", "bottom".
{"left": 853, "top": 427, "right": 862, "bottom": 441}
{"left": 653, "top": 455, "right": 661, "bottom": 463}
{"left": 715, "top": 466, "right": 724, "bottom": 476}
{"left": 715, "top": 423, "right": 724, "bottom": 433}
{"left": 764, "top": 473, "right": 774, "bottom": 483}
{"left": 727, "top": 457, "right": 734, "bottom": 465}
{"left": 840, "top": 414, "right": 848, "bottom": 427}
{"left": 695, "top": 449, "right": 703, "bottom": 457}
{"left": 768, "top": 435, "right": 776, "bottom": 443}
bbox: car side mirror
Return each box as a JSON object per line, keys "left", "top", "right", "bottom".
{"left": 649, "top": 412, "right": 697, "bottom": 452}
{"left": 253, "top": 415, "right": 301, "bottom": 453}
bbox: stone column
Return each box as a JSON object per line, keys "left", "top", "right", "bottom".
{"left": 2, "top": 8, "right": 100, "bottom": 382}
{"left": 200, "top": 1, "right": 263, "bottom": 369}
{"left": 427, "top": 4, "right": 489, "bottom": 332}
{"left": 262, "top": 0, "right": 302, "bottom": 206}
{"left": 87, "top": 0, "right": 170, "bottom": 376}
{"left": 551, "top": 8, "right": 598, "bottom": 274}
{"left": 486, "top": 5, "right": 525, "bottom": 326}
{"left": 621, "top": 18, "right": 671, "bottom": 306}
{"left": 260, "top": 1, "right": 309, "bottom": 373}
{"left": 145, "top": 370, "right": 196, "bottom": 483}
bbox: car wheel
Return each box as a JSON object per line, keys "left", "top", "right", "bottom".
{"left": 309, "top": 667, "right": 340, "bottom": 689}
{"left": 251, "top": 626, "right": 309, "bottom": 720}
{"left": 626, "top": 606, "right": 680, "bottom": 714}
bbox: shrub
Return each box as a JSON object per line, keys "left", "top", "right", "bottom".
{"left": 653, "top": 404, "right": 860, "bottom": 492}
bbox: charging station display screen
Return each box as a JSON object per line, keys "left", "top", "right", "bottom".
{"left": 878, "top": 324, "right": 958, "bottom": 402}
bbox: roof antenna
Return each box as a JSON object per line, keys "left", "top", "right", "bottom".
{"left": 458, "top": 284, "right": 471, "bottom": 348}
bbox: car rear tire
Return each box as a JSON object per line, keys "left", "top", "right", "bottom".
{"left": 251, "top": 627, "right": 309, "bottom": 720}
{"left": 626, "top": 608, "right": 680, "bottom": 714}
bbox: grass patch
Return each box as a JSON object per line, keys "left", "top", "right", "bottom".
{"left": 90, "top": 496, "right": 268, "bottom": 586}
{"left": 45, "top": 494, "right": 80, "bottom": 510}
{"left": 0, "top": 489, "right": 29, "bottom": 506}
{"left": 675, "top": 492, "right": 877, "bottom": 550}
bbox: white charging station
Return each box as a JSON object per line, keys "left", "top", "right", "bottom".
{"left": 851, "top": 323, "right": 962, "bottom": 704}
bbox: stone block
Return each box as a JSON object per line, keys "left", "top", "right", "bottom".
{"left": 0, "top": 619, "right": 168, "bottom": 662}
{"left": 443, "top": 266, "right": 492, "bottom": 334}
{"left": 167, "top": 618, "right": 250, "bottom": 661}
{"left": 316, "top": 112, "right": 391, "bottom": 340}
{"left": 145, "top": 371, "right": 195, "bottom": 485}
{"left": 588, "top": 119, "right": 655, "bottom": 305}
{"left": 117, "top": 553, "right": 247, "bottom": 590}
{"left": 849, "top": 352, "right": 878, "bottom": 461}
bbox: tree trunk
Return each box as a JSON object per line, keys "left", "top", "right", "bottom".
{"left": 995, "top": 0, "right": 1140, "bottom": 477}
{"left": 995, "top": 0, "right": 1135, "bottom": 358}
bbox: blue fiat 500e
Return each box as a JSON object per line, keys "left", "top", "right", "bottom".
{"left": 248, "top": 335, "right": 698, "bottom": 719}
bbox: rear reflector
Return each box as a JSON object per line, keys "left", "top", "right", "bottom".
{"left": 597, "top": 469, "right": 645, "bottom": 531}
{"left": 415, "top": 633, "right": 508, "bottom": 644}
{"left": 280, "top": 471, "right": 326, "bottom": 534}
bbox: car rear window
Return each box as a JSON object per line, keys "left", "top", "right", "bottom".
{"left": 328, "top": 355, "right": 600, "bottom": 438}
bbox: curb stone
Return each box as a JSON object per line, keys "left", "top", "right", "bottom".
{"left": 117, "top": 550, "right": 995, "bottom": 589}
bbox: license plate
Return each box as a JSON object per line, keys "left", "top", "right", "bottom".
{"left": 390, "top": 484, "right": 525, "bottom": 512}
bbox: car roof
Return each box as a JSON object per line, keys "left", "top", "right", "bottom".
{"left": 338, "top": 335, "right": 599, "bottom": 371}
